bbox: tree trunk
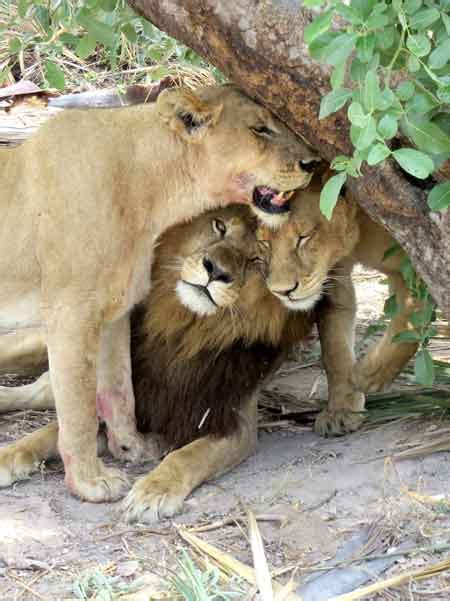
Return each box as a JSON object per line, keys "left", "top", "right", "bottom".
{"left": 128, "top": 0, "right": 449, "bottom": 317}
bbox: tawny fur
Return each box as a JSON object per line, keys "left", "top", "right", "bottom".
{"left": 262, "top": 174, "right": 421, "bottom": 436}
{"left": 0, "top": 84, "right": 317, "bottom": 503}
{"left": 0, "top": 206, "right": 314, "bottom": 522}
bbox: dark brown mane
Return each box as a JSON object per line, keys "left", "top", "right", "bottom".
{"left": 131, "top": 208, "right": 315, "bottom": 449}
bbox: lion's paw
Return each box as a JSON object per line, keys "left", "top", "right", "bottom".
{"left": 64, "top": 458, "right": 130, "bottom": 503}
{"left": 0, "top": 446, "right": 40, "bottom": 487}
{"left": 123, "top": 473, "right": 186, "bottom": 523}
{"left": 315, "top": 408, "right": 366, "bottom": 437}
{"left": 107, "top": 430, "right": 162, "bottom": 463}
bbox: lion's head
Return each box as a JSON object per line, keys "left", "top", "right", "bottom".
{"left": 172, "top": 206, "right": 265, "bottom": 316}
{"left": 157, "top": 85, "right": 321, "bottom": 227}
{"left": 137, "top": 205, "right": 290, "bottom": 360}
{"left": 259, "top": 189, "right": 360, "bottom": 311}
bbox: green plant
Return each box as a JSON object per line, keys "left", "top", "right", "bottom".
{"left": 169, "top": 550, "right": 245, "bottom": 601}
{"left": 0, "top": 0, "right": 221, "bottom": 90}
{"left": 304, "top": 0, "right": 450, "bottom": 215}
{"left": 305, "top": 0, "right": 449, "bottom": 384}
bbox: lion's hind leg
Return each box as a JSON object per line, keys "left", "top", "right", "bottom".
{"left": 123, "top": 394, "right": 258, "bottom": 523}
{"left": 0, "top": 371, "right": 54, "bottom": 413}
{"left": 0, "top": 421, "right": 59, "bottom": 487}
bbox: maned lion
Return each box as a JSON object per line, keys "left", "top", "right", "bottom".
{"left": 261, "top": 179, "right": 420, "bottom": 436}
{"left": 0, "top": 83, "right": 319, "bottom": 502}
{"left": 0, "top": 205, "right": 314, "bottom": 522}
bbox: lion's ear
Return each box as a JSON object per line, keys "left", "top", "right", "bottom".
{"left": 157, "top": 87, "right": 223, "bottom": 143}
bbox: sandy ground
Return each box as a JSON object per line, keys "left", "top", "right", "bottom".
{"left": 1, "top": 269, "right": 450, "bottom": 600}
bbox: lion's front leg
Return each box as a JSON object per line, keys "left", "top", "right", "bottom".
{"left": 354, "top": 272, "right": 419, "bottom": 392}
{"left": 123, "top": 395, "right": 258, "bottom": 523}
{"left": 315, "top": 267, "right": 365, "bottom": 437}
{"left": 96, "top": 315, "right": 159, "bottom": 464}
{"left": 46, "top": 304, "right": 129, "bottom": 502}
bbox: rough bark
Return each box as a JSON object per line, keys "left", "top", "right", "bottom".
{"left": 128, "top": 0, "right": 449, "bottom": 317}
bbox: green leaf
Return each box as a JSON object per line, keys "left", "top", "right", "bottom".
{"left": 18, "top": 0, "right": 30, "bottom": 18}
{"left": 407, "top": 54, "right": 421, "bottom": 72}
{"left": 348, "top": 101, "right": 368, "bottom": 127}
{"left": 429, "top": 39, "right": 450, "bottom": 70}
{"left": 304, "top": 10, "right": 333, "bottom": 45}
{"left": 392, "top": 330, "right": 422, "bottom": 343}
{"left": 319, "top": 88, "right": 352, "bottom": 119}
{"left": 383, "top": 243, "right": 402, "bottom": 260}
{"left": 437, "top": 85, "right": 450, "bottom": 103}
{"left": 350, "top": 117, "right": 377, "bottom": 150}
{"left": 403, "top": 115, "right": 450, "bottom": 155}
{"left": 396, "top": 81, "right": 415, "bottom": 101}
{"left": 367, "top": 143, "right": 391, "bottom": 165}
{"left": 76, "top": 35, "right": 96, "bottom": 59}
{"left": 8, "top": 37, "right": 22, "bottom": 54}
{"left": 409, "top": 7, "right": 440, "bottom": 30}
{"left": 415, "top": 348, "right": 435, "bottom": 385}
{"left": 366, "top": 14, "right": 389, "bottom": 28}
{"left": 442, "top": 13, "right": 450, "bottom": 36}
{"left": 378, "top": 114, "right": 398, "bottom": 139}
{"left": 319, "top": 173, "right": 347, "bottom": 220}
{"left": 428, "top": 181, "right": 450, "bottom": 211}
{"left": 363, "top": 69, "right": 380, "bottom": 111}
{"left": 392, "top": 148, "right": 434, "bottom": 179}
{"left": 406, "top": 93, "right": 437, "bottom": 114}
{"left": 99, "top": 0, "right": 119, "bottom": 10}
{"left": 350, "top": 59, "right": 366, "bottom": 85}
{"left": 330, "top": 62, "right": 346, "bottom": 90}
{"left": 356, "top": 33, "right": 376, "bottom": 63}
{"left": 330, "top": 155, "right": 350, "bottom": 171}
{"left": 376, "top": 87, "right": 395, "bottom": 111}
{"left": 323, "top": 33, "right": 357, "bottom": 66}
{"left": 404, "top": 0, "right": 422, "bottom": 14}
{"left": 77, "top": 15, "right": 117, "bottom": 47}
{"left": 303, "top": 0, "right": 326, "bottom": 6}
{"left": 375, "top": 26, "right": 395, "bottom": 50}
{"left": 406, "top": 33, "right": 431, "bottom": 57}
{"left": 384, "top": 294, "right": 399, "bottom": 318}
{"left": 122, "top": 23, "right": 137, "bottom": 43}
{"left": 45, "top": 60, "right": 65, "bottom": 91}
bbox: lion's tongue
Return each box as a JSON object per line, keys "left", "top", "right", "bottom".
{"left": 258, "top": 186, "right": 287, "bottom": 207}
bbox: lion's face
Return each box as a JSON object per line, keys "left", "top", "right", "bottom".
{"left": 259, "top": 191, "right": 360, "bottom": 311}
{"left": 157, "top": 85, "right": 320, "bottom": 227}
{"left": 161, "top": 207, "right": 266, "bottom": 316}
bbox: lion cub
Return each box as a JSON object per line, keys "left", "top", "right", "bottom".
{"left": 261, "top": 183, "right": 420, "bottom": 436}
{"left": 0, "top": 84, "right": 318, "bottom": 503}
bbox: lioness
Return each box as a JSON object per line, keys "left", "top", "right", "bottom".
{"left": 0, "top": 206, "right": 314, "bottom": 522}
{"left": 261, "top": 181, "right": 420, "bottom": 435}
{"left": 0, "top": 84, "right": 318, "bottom": 502}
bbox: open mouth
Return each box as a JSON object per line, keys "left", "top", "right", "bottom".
{"left": 252, "top": 187, "right": 295, "bottom": 214}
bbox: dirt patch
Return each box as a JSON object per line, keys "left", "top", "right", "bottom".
{"left": 0, "top": 270, "right": 449, "bottom": 600}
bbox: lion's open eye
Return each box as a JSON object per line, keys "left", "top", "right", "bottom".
{"left": 212, "top": 218, "right": 227, "bottom": 237}
{"left": 250, "top": 125, "right": 275, "bottom": 138}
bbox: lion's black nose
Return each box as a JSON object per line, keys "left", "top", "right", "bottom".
{"left": 299, "top": 159, "right": 321, "bottom": 173}
{"left": 203, "top": 257, "right": 233, "bottom": 284}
